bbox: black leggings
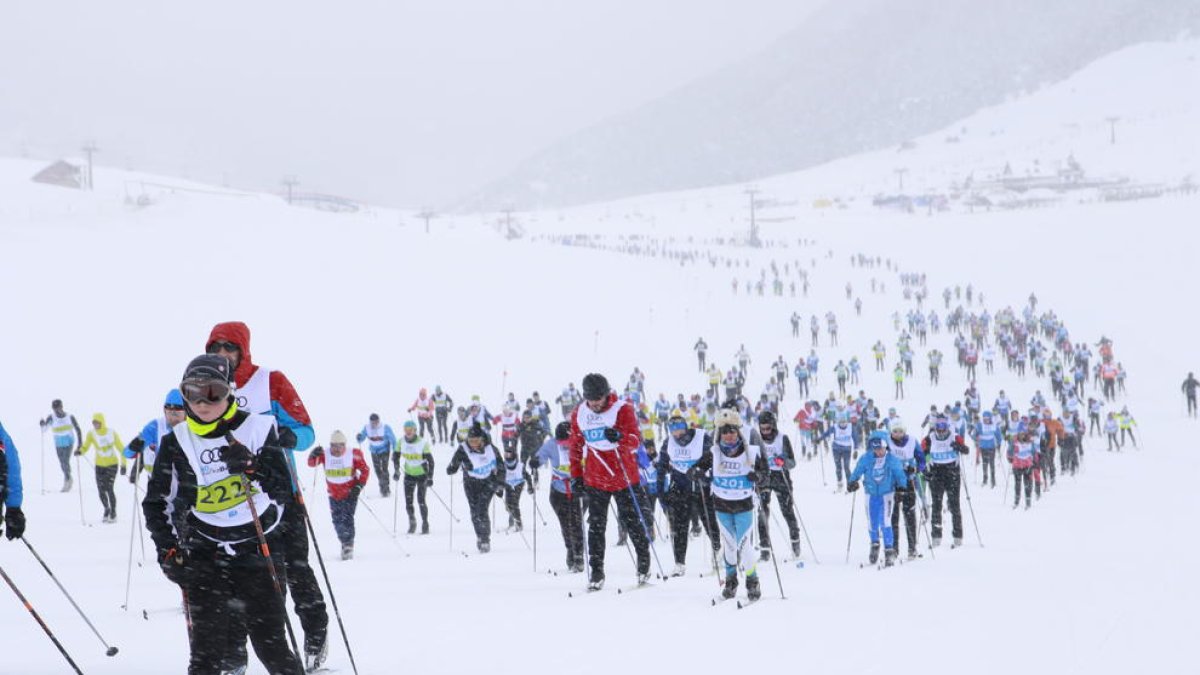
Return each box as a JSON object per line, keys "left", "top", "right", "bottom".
{"left": 1013, "top": 466, "right": 1034, "bottom": 505}
{"left": 371, "top": 452, "right": 390, "bottom": 494}
{"left": 403, "top": 475, "right": 429, "bottom": 524}
{"left": 663, "top": 486, "right": 719, "bottom": 565}
{"left": 463, "top": 478, "right": 494, "bottom": 544}
{"left": 95, "top": 466, "right": 117, "bottom": 516}
{"left": 585, "top": 486, "right": 650, "bottom": 577}
{"left": 549, "top": 489, "right": 584, "bottom": 567}
{"left": 756, "top": 475, "right": 799, "bottom": 550}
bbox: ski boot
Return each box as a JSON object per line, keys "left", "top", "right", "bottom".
{"left": 407, "top": 520, "right": 417, "bottom": 535}
{"left": 721, "top": 573, "right": 738, "bottom": 599}
{"left": 791, "top": 539, "right": 802, "bottom": 558}
{"left": 304, "top": 634, "right": 328, "bottom": 673}
{"left": 587, "top": 572, "right": 605, "bottom": 592}
{"left": 478, "top": 540, "right": 491, "bottom": 554}
{"left": 884, "top": 548, "right": 897, "bottom": 567}
{"left": 671, "top": 563, "right": 687, "bottom": 578}
{"left": 61, "top": 477, "right": 72, "bottom": 493}
{"left": 746, "top": 574, "right": 762, "bottom": 601}
{"left": 952, "top": 537, "right": 963, "bottom": 548}
{"left": 869, "top": 542, "right": 880, "bottom": 564}
{"left": 931, "top": 536, "right": 942, "bottom": 548}
{"left": 570, "top": 561, "right": 585, "bottom": 574}
{"left": 636, "top": 572, "right": 651, "bottom": 585}
{"left": 907, "top": 548, "right": 919, "bottom": 561}
{"left": 615, "top": 533, "right": 627, "bottom": 547}
{"left": 340, "top": 544, "right": 353, "bottom": 560}
{"left": 421, "top": 521, "right": 430, "bottom": 535}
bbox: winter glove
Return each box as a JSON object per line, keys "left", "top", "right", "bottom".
{"left": 128, "top": 437, "right": 146, "bottom": 454}
{"left": 852, "top": 450, "right": 858, "bottom": 460}
{"left": 526, "top": 482, "right": 535, "bottom": 495}
{"left": 527, "top": 456, "right": 540, "bottom": 469}
{"left": 495, "top": 486, "right": 505, "bottom": 498}
{"left": 128, "top": 468, "right": 138, "bottom": 484}
{"left": 349, "top": 484, "right": 363, "bottom": 500}
{"left": 120, "top": 465, "right": 127, "bottom": 476}
{"left": 4, "top": 507, "right": 25, "bottom": 540}
{"left": 276, "top": 427, "right": 298, "bottom": 450}
{"left": 771, "top": 456, "right": 786, "bottom": 470}
{"left": 846, "top": 480, "right": 860, "bottom": 493}
{"left": 309, "top": 446, "right": 325, "bottom": 463}
{"left": 425, "top": 475, "right": 433, "bottom": 488}
{"left": 73, "top": 449, "right": 82, "bottom": 456}
{"left": 746, "top": 470, "right": 760, "bottom": 484}
{"left": 569, "top": 477, "right": 584, "bottom": 494}
{"left": 158, "top": 547, "right": 190, "bottom": 586}
{"left": 603, "top": 427, "right": 621, "bottom": 443}
{"left": 220, "top": 439, "right": 255, "bottom": 475}
{"left": 955, "top": 442, "right": 970, "bottom": 455}
{"left": 355, "top": 432, "right": 366, "bottom": 443}
{"left": 904, "top": 465, "right": 916, "bottom": 476}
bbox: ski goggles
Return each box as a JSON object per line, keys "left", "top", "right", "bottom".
{"left": 206, "top": 340, "right": 241, "bottom": 354}
{"left": 667, "top": 420, "right": 688, "bottom": 432}
{"left": 181, "top": 379, "right": 231, "bottom": 404}
{"left": 163, "top": 404, "right": 185, "bottom": 412}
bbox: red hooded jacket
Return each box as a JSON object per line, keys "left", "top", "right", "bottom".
{"left": 207, "top": 322, "right": 313, "bottom": 450}
{"left": 568, "top": 393, "right": 642, "bottom": 492}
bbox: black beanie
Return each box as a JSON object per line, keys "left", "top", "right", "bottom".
{"left": 181, "top": 354, "right": 232, "bottom": 384}
{"left": 555, "top": 421, "right": 572, "bottom": 441}
{"left": 582, "top": 373, "right": 609, "bottom": 401}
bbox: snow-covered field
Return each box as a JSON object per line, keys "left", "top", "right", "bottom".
{"left": 0, "top": 39, "right": 1196, "bottom": 675}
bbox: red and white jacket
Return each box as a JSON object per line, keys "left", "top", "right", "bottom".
{"left": 568, "top": 393, "right": 642, "bottom": 492}
{"left": 307, "top": 447, "right": 370, "bottom": 501}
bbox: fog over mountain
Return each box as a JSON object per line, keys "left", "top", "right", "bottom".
{"left": 463, "top": 0, "right": 1200, "bottom": 210}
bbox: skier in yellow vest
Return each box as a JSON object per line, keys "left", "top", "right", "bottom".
{"left": 77, "top": 413, "right": 127, "bottom": 522}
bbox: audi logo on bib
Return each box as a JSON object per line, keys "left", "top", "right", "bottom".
{"left": 236, "top": 395, "right": 249, "bottom": 408}
{"left": 199, "top": 447, "right": 225, "bottom": 464}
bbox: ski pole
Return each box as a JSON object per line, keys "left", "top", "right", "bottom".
{"left": 236, "top": 473, "right": 305, "bottom": 675}
{"left": 276, "top": 450, "right": 362, "bottom": 675}
{"left": 844, "top": 490, "right": 857, "bottom": 564}
{"left": 392, "top": 469, "right": 401, "bottom": 537}
{"left": 957, "top": 456, "right": 984, "bottom": 547}
{"left": 358, "top": 496, "right": 411, "bottom": 556}
{"left": 40, "top": 429, "right": 46, "bottom": 495}
{"left": 428, "top": 486, "right": 461, "bottom": 522}
{"left": 0, "top": 563, "right": 85, "bottom": 674}
{"left": 122, "top": 479, "right": 139, "bottom": 610}
{"left": 531, "top": 482, "right": 538, "bottom": 573}
{"left": 696, "top": 478, "right": 720, "bottom": 578}
{"left": 181, "top": 589, "right": 193, "bottom": 644}
{"left": 781, "top": 469, "right": 819, "bottom": 564}
{"left": 615, "top": 455, "right": 667, "bottom": 580}
{"left": 21, "top": 537, "right": 119, "bottom": 656}
{"left": 757, "top": 490, "right": 786, "bottom": 599}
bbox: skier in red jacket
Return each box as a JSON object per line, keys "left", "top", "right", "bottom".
{"left": 307, "top": 430, "right": 370, "bottom": 560}
{"left": 568, "top": 373, "right": 650, "bottom": 590}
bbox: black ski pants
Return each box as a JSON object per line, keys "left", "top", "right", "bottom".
{"left": 891, "top": 485, "right": 918, "bottom": 553}
{"left": 549, "top": 489, "right": 585, "bottom": 567}
{"left": 370, "top": 452, "right": 391, "bottom": 496}
{"left": 979, "top": 449, "right": 997, "bottom": 486}
{"left": 95, "top": 465, "right": 117, "bottom": 518}
{"left": 403, "top": 475, "right": 429, "bottom": 525}
{"left": 185, "top": 540, "right": 301, "bottom": 675}
{"left": 928, "top": 462, "right": 963, "bottom": 540}
{"left": 1013, "top": 466, "right": 1034, "bottom": 505}
{"left": 585, "top": 485, "right": 650, "bottom": 577}
{"left": 56, "top": 445, "right": 72, "bottom": 480}
{"left": 330, "top": 494, "right": 358, "bottom": 546}
{"left": 463, "top": 478, "right": 494, "bottom": 544}
{"left": 277, "top": 501, "right": 329, "bottom": 654}
{"left": 663, "top": 484, "right": 719, "bottom": 565}
{"left": 757, "top": 473, "right": 800, "bottom": 551}
{"left": 417, "top": 416, "right": 434, "bottom": 439}
{"left": 436, "top": 411, "right": 450, "bottom": 442}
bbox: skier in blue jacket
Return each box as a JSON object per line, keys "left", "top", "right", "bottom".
{"left": 847, "top": 430, "right": 908, "bottom": 566}
{"left": 0, "top": 418, "right": 25, "bottom": 540}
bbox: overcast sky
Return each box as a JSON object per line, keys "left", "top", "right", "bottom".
{"left": 0, "top": 1, "right": 824, "bottom": 206}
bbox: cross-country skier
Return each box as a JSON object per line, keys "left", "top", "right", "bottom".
{"left": 0, "top": 417, "right": 27, "bottom": 541}
{"left": 307, "top": 430, "right": 369, "bottom": 559}
{"left": 657, "top": 412, "right": 719, "bottom": 576}
{"left": 920, "top": 416, "right": 970, "bottom": 547}
{"left": 393, "top": 421, "right": 435, "bottom": 534}
{"left": 205, "top": 321, "right": 326, "bottom": 670}
{"left": 690, "top": 409, "right": 766, "bottom": 600}
{"left": 815, "top": 413, "right": 859, "bottom": 491}
{"left": 77, "top": 412, "right": 127, "bottom": 523}
{"left": 125, "top": 389, "right": 187, "bottom": 484}
{"left": 408, "top": 388, "right": 436, "bottom": 440}
{"left": 357, "top": 413, "right": 396, "bottom": 497}
{"left": 847, "top": 430, "right": 909, "bottom": 567}
{"left": 500, "top": 444, "right": 533, "bottom": 531}
{"left": 568, "top": 373, "right": 651, "bottom": 591}
{"left": 972, "top": 410, "right": 1003, "bottom": 488}
{"left": 143, "top": 354, "right": 302, "bottom": 675}
{"left": 529, "top": 422, "right": 585, "bottom": 572}
{"left": 432, "top": 386, "right": 454, "bottom": 443}
{"left": 886, "top": 421, "right": 924, "bottom": 559}
{"left": 754, "top": 411, "right": 801, "bottom": 559}
{"left": 446, "top": 424, "right": 504, "bottom": 552}
{"left": 1183, "top": 373, "right": 1199, "bottom": 418}
{"left": 1007, "top": 428, "right": 1044, "bottom": 509}
{"left": 39, "top": 399, "right": 82, "bottom": 492}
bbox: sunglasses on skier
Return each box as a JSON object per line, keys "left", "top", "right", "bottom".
{"left": 206, "top": 340, "right": 241, "bottom": 354}
{"left": 181, "top": 380, "right": 231, "bottom": 404}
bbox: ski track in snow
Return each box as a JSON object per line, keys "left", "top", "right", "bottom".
{"left": 0, "top": 39, "right": 1198, "bottom": 675}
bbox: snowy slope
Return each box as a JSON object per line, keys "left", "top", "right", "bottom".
{"left": 0, "top": 40, "right": 1196, "bottom": 675}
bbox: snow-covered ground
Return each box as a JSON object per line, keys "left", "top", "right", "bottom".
{"left": 0, "top": 39, "right": 1196, "bottom": 675}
